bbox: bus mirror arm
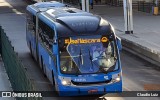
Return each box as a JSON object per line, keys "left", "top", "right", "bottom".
{"left": 116, "top": 37, "right": 122, "bottom": 52}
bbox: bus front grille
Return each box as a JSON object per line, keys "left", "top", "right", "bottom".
{"left": 71, "top": 79, "right": 112, "bottom": 86}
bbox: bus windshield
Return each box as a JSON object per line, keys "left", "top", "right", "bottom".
{"left": 58, "top": 35, "right": 117, "bottom": 74}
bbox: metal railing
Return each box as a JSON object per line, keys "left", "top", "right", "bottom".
{"left": 0, "top": 26, "right": 42, "bottom": 100}
{"left": 138, "top": 1, "right": 153, "bottom": 13}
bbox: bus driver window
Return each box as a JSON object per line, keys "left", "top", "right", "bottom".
{"left": 92, "top": 42, "right": 115, "bottom": 70}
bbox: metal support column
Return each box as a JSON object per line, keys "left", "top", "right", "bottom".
{"left": 81, "top": 0, "right": 90, "bottom": 12}
{"left": 86, "top": 0, "right": 90, "bottom": 12}
{"left": 123, "top": 0, "right": 133, "bottom": 34}
{"left": 155, "top": 0, "right": 158, "bottom": 6}
{"left": 82, "top": 0, "right": 86, "bottom": 11}
{"left": 129, "top": 0, "right": 133, "bottom": 33}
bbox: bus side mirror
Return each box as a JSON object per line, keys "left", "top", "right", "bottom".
{"left": 116, "top": 37, "right": 122, "bottom": 51}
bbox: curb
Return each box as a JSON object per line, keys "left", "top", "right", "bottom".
{"left": 120, "top": 37, "right": 160, "bottom": 68}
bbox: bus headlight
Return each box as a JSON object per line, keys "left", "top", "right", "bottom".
{"left": 115, "top": 77, "right": 120, "bottom": 82}
{"left": 61, "top": 80, "right": 71, "bottom": 86}
{"left": 112, "top": 73, "right": 121, "bottom": 83}
{"left": 58, "top": 76, "right": 71, "bottom": 86}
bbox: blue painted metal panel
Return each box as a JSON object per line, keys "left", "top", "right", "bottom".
{"left": 26, "top": 1, "right": 122, "bottom": 96}
{"left": 57, "top": 80, "right": 122, "bottom": 96}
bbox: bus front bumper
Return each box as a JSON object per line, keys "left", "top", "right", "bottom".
{"left": 57, "top": 81, "right": 122, "bottom": 96}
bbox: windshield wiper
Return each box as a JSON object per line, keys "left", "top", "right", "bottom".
{"left": 78, "top": 47, "right": 83, "bottom": 67}
{"left": 88, "top": 49, "right": 94, "bottom": 72}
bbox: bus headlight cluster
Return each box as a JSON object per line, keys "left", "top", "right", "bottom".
{"left": 111, "top": 73, "right": 121, "bottom": 83}
{"left": 61, "top": 80, "right": 71, "bottom": 86}
{"left": 58, "top": 76, "right": 71, "bottom": 86}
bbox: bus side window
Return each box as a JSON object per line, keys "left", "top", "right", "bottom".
{"left": 33, "top": 16, "right": 36, "bottom": 32}
{"left": 26, "top": 12, "right": 34, "bottom": 31}
{"left": 38, "top": 19, "right": 54, "bottom": 50}
{"left": 38, "top": 19, "right": 45, "bottom": 42}
{"left": 44, "top": 23, "right": 54, "bottom": 50}
{"left": 48, "top": 27, "right": 55, "bottom": 49}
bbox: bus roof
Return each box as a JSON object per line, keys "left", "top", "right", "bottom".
{"left": 27, "top": 2, "right": 112, "bottom": 37}
{"left": 27, "top": 1, "right": 67, "bottom": 15}
{"left": 34, "top": 1, "right": 67, "bottom": 8}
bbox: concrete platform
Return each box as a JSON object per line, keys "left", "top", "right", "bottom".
{"left": 90, "top": 5, "right": 160, "bottom": 67}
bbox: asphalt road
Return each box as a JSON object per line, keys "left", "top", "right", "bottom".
{"left": 0, "top": 0, "right": 160, "bottom": 100}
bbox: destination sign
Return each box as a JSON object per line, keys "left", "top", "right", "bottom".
{"left": 65, "top": 37, "right": 108, "bottom": 44}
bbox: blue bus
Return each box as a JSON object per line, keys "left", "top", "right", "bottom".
{"left": 26, "top": 1, "right": 122, "bottom": 96}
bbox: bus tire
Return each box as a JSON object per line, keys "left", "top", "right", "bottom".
{"left": 52, "top": 71, "right": 59, "bottom": 96}
{"left": 29, "top": 42, "right": 33, "bottom": 57}
{"left": 52, "top": 74, "right": 59, "bottom": 95}
{"left": 40, "top": 56, "right": 43, "bottom": 69}
{"left": 55, "top": 84, "right": 60, "bottom": 96}
{"left": 52, "top": 71, "right": 55, "bottom": 85}
{"left": 41, "top": 58, "right": 46, "bottom": 77}
{"left": 43, "top": 65, "right": 47, "bottom": 77}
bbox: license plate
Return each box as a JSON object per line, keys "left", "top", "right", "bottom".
{"left": 88, "top": 89, "right": 98, "bottom": 94}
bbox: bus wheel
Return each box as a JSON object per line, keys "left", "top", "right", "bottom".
{"left": 55, "top": 84, "right": 60, "bottom": 96}
{"left": 41, "top": 58, "right": 46, "bottom": 77}
{"left": 29, "top": 42, "right": 33, "bottom": 57}
{"left": 52, "top": 72, "right": 59, "bottom": 96}
{"left": 43, "top": 65, "right": 47, "bottom": 77}
{"left": 52, "top": 71, "right": 55, "bottom": 85}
